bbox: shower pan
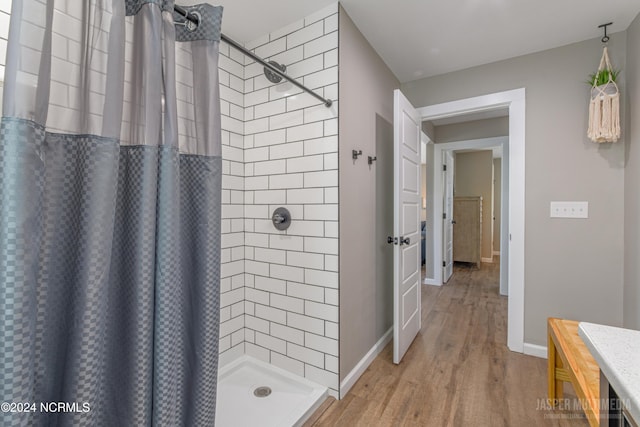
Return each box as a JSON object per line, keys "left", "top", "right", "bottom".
{"left": 216, "top": 356, "right": 328, "bottom": 427}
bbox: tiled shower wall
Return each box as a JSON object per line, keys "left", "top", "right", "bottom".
{"left": 240, "top": 3, "right": 340, "bottom": 395}
{"left": 206, "top": 3, "right": 343, "bottom": 395}
{"left": 0, "top": 1, "right": 7, "bottom": 118}
{"left": 219, "top": 3, "right": 341, "bottom": 396}
{"left": 0, "top": 0, "right": 246, "bottom": 365}
{"left": 217, "top": 40, "right": 248, "bottom": 368}
{"left": 0, "top": 0, "right": 8, "bottom": 83}
{"left": 0, "top": 0, "right": 340, "bottom": 397}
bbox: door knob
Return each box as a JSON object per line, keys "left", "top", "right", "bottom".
{"left": 400, "top": 237, "right": 410, "bottom": 245}
{"left": 387, "top": 236, "right": 398, "bottom": 245}
{"left": 451, "top": 220, "right": 457, "bottom": 224}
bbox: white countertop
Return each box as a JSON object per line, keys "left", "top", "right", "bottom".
{"left": 578, "top": 322, "right": 640, "bottom": 423}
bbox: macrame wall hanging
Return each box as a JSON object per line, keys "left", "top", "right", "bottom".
{"left": 587, "top": 23, "right": 621, "bottom": 143}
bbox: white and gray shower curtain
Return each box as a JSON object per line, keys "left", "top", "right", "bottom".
{"left": 0, "top": 1, "right": 222, "bottom": 425}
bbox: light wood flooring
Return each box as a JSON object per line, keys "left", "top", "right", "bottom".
{"left": 304, "top": 261, "right": 588, "bottom": 427}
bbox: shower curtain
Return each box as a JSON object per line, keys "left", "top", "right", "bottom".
{"left": 0, "top": 1, "right": 222, "bottom": 426}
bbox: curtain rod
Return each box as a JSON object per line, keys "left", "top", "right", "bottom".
{"left": 174, "top": 5, "right": 333, "bottom": 108}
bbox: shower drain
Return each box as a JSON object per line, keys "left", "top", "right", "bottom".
{"left": 253, "top": 386, "right": 272, "bottom": 398}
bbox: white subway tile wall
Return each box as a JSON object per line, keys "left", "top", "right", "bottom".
{"left": 0, "top": 0, "right": 9, "bottom": 79}
{"left": 0, "top": 0, "right": 248, "bottom": 375}
{"left": 0, "top": 0, "right": 339, "bottom": 397}
{"left": 0, "top": 0, "right": 9, "bottom": 116}
{"left": 242, "top": 3, "right": 339, "bottom": 395}
{"left": 217, "top": 39, "right": 246, "bottom": 368}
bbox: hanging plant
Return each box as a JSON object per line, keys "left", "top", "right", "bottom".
{"left": 587, "top": 47, "right": 621, "bottom": 143}
{"left": 587, "top": 68, "right": 620, "bottom": 86}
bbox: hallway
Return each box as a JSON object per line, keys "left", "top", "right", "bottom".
{"left": 306, "top": 261, "right": 587, "bottom": 426}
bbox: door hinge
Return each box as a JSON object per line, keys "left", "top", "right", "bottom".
{"left": 443, "top": 164, "right": 447, "bottom": 171}
{"left": 442, "top": 261, "right": 446, "bottom": 267}
{"left": 442, "top": 213, "right": 446, "bottom": 219}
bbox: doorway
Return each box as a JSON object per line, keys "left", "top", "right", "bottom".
{"left": 395, "top": 88, "right": 525, "bottom": 353}
{"left": 434, "top": 137, "right": 508, "bottom": 295}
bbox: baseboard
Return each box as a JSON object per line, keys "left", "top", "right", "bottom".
{"left": 423, "top": 278, "right": 442, "bottom": 286}
{"left": 523, "top": 342, "right": 547, "bottom": 359}
{"left": 339, "top": 327, "right": 392, "bottom": 398}
{"left": 493, "top": 250, "right": 500, "bottom": 256}
{"left": 481, "top": 257, "right": 493, "bottom": 263}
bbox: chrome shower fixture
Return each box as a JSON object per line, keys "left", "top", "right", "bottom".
{"left": 264, "top": 61, "right": 287, "bottom": 83}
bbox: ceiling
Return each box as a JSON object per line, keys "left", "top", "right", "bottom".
{"left": 186, "top": 0, "right": 640, "bottom": 83}
{"left": 181, "top": 0, "right": 336, "bottom": 43}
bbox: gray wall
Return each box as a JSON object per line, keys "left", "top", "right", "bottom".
{"left": 422, "top": 121, "right": 435, "bottom": 142}
{"left": 454, "top": 151, "right": 494, "bottom": 260}
{"left": 402, "top": 35, "right": 627, "bottom": 346}
{"left": 339, "top": 6, "right": 400, "bottom": 381}
{"left": 494, "top": 158, "right": 502, "bottom": 253}
{"left": 435, "top": 117, "right": 509, "bottom": 144}
{"left": 624, "top": 13, "right": 640, "bottom": 330}
{"left": 374, "top": 114, "right": 394, "bottom": 365}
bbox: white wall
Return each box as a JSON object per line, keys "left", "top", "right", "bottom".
{"left": 217, "top": 40, "right": 248, "bottom": 367}
{"left": 0, "top": 0, "right": 247, "bottom": 369}
{"left": 403, "top": 35, "right": 626, "bottom": 346}
{"left": 0, "top": 0, "right": 7, "bottom": 117}
{"left": 624, "top": 12, "right": 640, "bottom": 330}
{"left": 240, "top": 4, "right": 340, "bottom": 395}
{"left": 0, "top": 0, "right": 9, "bottom": 75}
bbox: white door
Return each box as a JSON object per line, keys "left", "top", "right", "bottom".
{"left": 443, "top": 151, "right": 454, "bottom": 282}
{"left": 392, "top": 90, "right": 422, "bottom": 364}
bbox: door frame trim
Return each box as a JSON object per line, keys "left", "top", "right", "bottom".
{"left": 417, "top": 88, "right": 525, "bottom": 353}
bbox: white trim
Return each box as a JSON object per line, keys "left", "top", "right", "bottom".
{"left": 493, "top": 250, "right": 501, "bottom": 256}
{"left": 423, "top": 278, "right": 442, "bottom": 286}
{"left": 523, "top": 343, "right": 547, "bottom": 359}
{"left": 340, "top": 327, "right": 392, "bottom": 398}
{"left": 417, "top": 88, "right": 526, "bottom": 353}
{"left": 422, "top": 133, "right": 437, "bottom": 284}
{"left": 481, "top": 257, "right": 494, "bottom": 263}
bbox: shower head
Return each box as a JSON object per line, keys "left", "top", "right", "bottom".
{"left": 264, "top": 61, "right": 287, "bottom": 84}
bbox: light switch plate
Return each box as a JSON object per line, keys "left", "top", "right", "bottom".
{"left": 550, "top": 201, "right": 588, "bottom": 218}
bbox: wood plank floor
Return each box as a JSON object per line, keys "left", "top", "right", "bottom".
{"left": 305, "top": 261, "right": 588, "bottom": 427}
